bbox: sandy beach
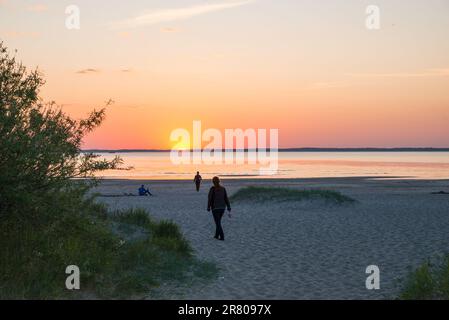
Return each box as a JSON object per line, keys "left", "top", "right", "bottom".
{"left": 93, "top": 177, "right": 449, "bottom": 299}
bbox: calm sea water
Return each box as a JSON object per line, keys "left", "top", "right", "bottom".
{"left": 95, "top": 152, "right": 449, "bottom": 180}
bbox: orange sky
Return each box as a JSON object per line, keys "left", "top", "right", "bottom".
{"left": 1, "top": 0, "right": 449, "bottom": 149}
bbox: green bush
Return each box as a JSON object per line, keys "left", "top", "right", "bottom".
{"left": 399, "top": 256, "right": 449, "bottom": 300}
{"left": 0, "top": 42, "right": 216, "bottom": 299}
{"left": 0, "top": 204, "right": 119, "bottom": 299}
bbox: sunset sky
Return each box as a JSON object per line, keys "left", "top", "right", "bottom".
{"left": 1, "top": 0, "right": 449, "bottom": 149}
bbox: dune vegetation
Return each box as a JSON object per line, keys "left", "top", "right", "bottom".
{"left": 399, "top": 256, "right": 449, "bottom": 300}
{"left": 230, "top": 186, "right": 355, "bottom": 204}
{"left": 0, "top": 42, "right": 216, "bottom": 299}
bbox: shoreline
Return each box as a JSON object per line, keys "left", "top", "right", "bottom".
{"left": 83, "top": 148, "right": 449, "bottom": 153}
{"left": 92, "top": 176, "right": 449, "bottom": 184}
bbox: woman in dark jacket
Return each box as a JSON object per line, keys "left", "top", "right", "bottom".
{"left": 207, "top": 176, "right": 231, "bottom": 241}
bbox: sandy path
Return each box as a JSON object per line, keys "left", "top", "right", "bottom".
{"left": 94, "top": 177, "right": 449, "bottom": 299}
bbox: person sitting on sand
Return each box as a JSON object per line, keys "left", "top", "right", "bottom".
{"left": 194, "top": 171, "right": 202, "bottom": 192}
{"left": 138, "top": 185, "right": 153, "bottom": 196}
{"left": 207, "top": 176, "right": 231, "bottom": 241}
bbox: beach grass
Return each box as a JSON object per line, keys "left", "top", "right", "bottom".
{"left": 230, "top": 186, "right": 355, "bottom": 204}
{"left": 0, "top": 206, "right": 217, "bottom": 299}
{"left": 110, "top": 208, "right": 193, "bottom": 256}
{"left": 111, "top": 207, "right": 153, "bottom": 228}
{"left": 399, "top": 256, "right": 449, "bottom": 300}
{"left": 107, "top": 208, "right": 216, "bottom": 298}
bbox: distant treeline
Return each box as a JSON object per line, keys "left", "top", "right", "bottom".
{"left": 82, "top": 147, "right": 449, "bottom": 153}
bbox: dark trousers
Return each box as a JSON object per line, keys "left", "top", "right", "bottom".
{"left": 212, "top": 209, "right": 225, "bottom": 240}
{"left": 195, "top": 182, "right": 201, "bottom": 192}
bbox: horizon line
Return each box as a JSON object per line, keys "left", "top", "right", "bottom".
{"left": 81, "top": 147, "right": 449, "bottom": 153}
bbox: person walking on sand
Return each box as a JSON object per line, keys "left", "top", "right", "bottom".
{"left": 194, "top": 171, "right": 202, "bottom": 192}
{"left": 207, "top": 176, "right": 231, "bottom": 241}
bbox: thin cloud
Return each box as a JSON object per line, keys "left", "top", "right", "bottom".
{"left": 347, "top": 68, "right": 449, "bottom": 78}
{"left": 76, "top": 68, "right": 101, "bottom": 74}
{"left": 111, "top": 0, "right": 255, "bottom": 29}
{"left": 76, "top": 69, "right": 133, "bottom": 74}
